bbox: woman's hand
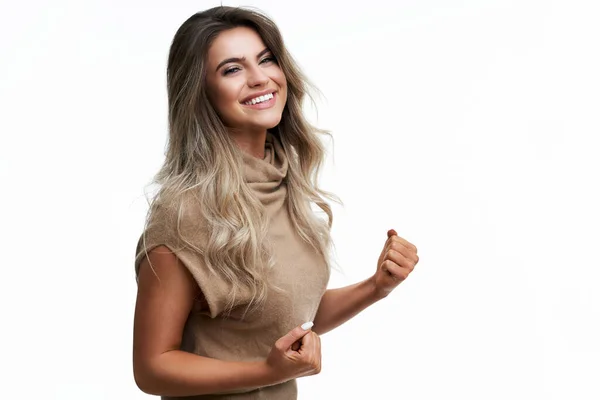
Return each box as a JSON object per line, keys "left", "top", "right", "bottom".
{"left": 373, "top": 229, "right": 419, "bottom": 298}
{"left": 263, "top": 322, "right": 321, "bottom": 383}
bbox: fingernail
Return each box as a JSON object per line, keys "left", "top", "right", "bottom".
{"left": 301, "top": 321, "right": 314, "bottom": 330}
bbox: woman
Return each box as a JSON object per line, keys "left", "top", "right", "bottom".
{"left": 133, "top": 6, "right": 419, "bottom": 399}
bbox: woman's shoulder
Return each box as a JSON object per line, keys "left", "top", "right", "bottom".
{"left": 149, "top": 193, "right": 207, "bottom": 225}
{"left": 142, "top": 195, "right": 210, "bottom": 248}
{"left": 135, "top": 196, "right": 210, "bottom": 273}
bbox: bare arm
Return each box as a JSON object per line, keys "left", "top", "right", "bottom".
{"left": 312, "top": 229, "right": 420, "bottom": 336}
{"left": 133, "top": 246, "right": 281, "bottom": 396}
{"left": 311, "top": 276, "right": 385, "bottom": 336}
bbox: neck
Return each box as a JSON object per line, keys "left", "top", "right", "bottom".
{"left": 229, "top": 128, "right": 268, "bottom": 159}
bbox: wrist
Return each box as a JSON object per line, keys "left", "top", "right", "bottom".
{"left": 366, "top": 275, "right": 388, "bottom": 301}
{"left": 257, "top": 360, "right": 287, "bottom": 387}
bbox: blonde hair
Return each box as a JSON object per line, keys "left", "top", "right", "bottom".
{"left": 140, "top": 6, "right": 341, "bottom": 315}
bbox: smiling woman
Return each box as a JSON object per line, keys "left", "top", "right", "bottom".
{"left": 205, "top": 26, "right": 288, "bottom": 154}
{"left": 132, "top": 5, "right": 418, "bottom": 400}
{"left": 132, "top": 6, "right": 339, "bottom": 400}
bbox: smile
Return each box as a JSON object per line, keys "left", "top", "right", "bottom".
{"left": 242, "top": 92, "right": 276, "bottom": 109}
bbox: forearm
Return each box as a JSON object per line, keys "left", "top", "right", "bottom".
{"left": 312, "top": 276, "right": 384, "bottom": 335}
{"left": 134, "top": 350, "right": 281, "bottom": 397}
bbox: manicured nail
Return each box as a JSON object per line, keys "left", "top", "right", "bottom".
{"left": 301, "top": 321, "right": 314, "bottom": 330}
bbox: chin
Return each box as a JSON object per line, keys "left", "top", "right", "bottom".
{"left": 251, "top": 115, "right": 283, "bottom": 130}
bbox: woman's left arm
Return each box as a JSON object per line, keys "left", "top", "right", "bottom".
{"left": 312, "top": 229, "right": 419, "bottom": 335}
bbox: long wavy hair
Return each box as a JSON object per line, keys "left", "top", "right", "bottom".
{"left": 140, "top": 6, "right": 341, "bottom": 316}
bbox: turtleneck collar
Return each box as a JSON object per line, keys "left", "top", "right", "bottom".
{"left": 240, "top": 131, "right": 289, "bottom": 203}
{"left": 241, "top": 131, "right": 288, "bottom": 183}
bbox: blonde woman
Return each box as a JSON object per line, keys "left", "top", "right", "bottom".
{"left": 132, "top": 6, "right": 419, "bottom": 399}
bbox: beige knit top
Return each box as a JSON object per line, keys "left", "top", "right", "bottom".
{"left": 134, "top": 131, "right": 330, "bottom": 399}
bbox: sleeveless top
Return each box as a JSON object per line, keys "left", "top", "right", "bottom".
{"left": 134, "top": 131, "right": 330, "bottom": 399}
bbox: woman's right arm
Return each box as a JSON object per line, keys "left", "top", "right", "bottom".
{"left": 133, "top": 246, "right": 277, "bottom": 396}
{"left": 134, "top": 246, "right": 322, "bottom": 397}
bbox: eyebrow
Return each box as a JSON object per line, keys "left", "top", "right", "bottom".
{"left": 215, "top": 48, "right": 271, "bottom": 72}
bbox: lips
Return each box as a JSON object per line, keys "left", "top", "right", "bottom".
{"left": 241, "top": 92, "right": 276, "bottom": 109}
{"left": 240, "top": 90, "right": 276, "bottom": 104}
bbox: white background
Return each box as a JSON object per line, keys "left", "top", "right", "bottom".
{"left": 1, "top": 0, "right": 599, "bottom": 399}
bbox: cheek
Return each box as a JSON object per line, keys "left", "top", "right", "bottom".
{"left": 274, "top": 73, "right": 287, "bottom": 102}
{"left": 277, "top": 71, "right": 287, "bottom": 91}
{"left": 216, "top": 82, "right": 240, "bottom": 106}
{"left": 210, "top": 82, "right": 241, "bottom": 119}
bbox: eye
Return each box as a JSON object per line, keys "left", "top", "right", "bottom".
{"left": 260, "top": 56, "right": 276, "bottom": 64}
{"left": 223, "top": 66, "right": 241, "bottom": 75}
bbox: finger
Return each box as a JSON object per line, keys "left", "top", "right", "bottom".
{"left": 298, "top": 331, "right": 315, "bottom": 355}
{"left": 385, "top": 229, "right": 398, "bottom": 248}
{"left": 291, "top": 330, "right": 314, "bottom": 351}
{"left": 315, "top": 332, "right": 321, "bottom": 356}
{"left": 299, "top": 333, "right": 321, "bottom": 373}
{"left": 392, "top": 235, "right": 417, "bottom": 253}
{"left": 384, "top": 240, "right": 410, "bottom": 262}
{"left": 278, "top": 321, "right": 313, "bottom": 350}
{"left": 382, "top": 260, "right": 409, "bottom": 281}
{"left": 314, "top": 333, "right": 322, "bottom": 371}
{"left": 385, "top": 248, "right": 417, "bottom": 271}
{"left": 385, "top": 231, "right": 417, "bottom": 253}
{"left": 387, "top": 240, "right": 419, "bottom": 264}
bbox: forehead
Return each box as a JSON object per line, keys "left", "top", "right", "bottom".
{"left": 207, "top": 26, "right": 268, "bottom": 66}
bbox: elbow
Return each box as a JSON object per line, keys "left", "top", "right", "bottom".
{"left": 133, "top": 371, "right": 154, "bottom": 396}
{"left": 133, "top": 362, "right": 162, "bottom": 396}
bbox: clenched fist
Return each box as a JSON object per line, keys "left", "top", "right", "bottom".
{"left": 373, "top": 229, "right": 419, "bottom": 297}
{"left": 263, "top": 322, "right": 321, "bottom": 384}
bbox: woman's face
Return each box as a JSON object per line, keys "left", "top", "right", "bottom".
{"left": 205, "top": 26, "right": 287, "bottom": 134}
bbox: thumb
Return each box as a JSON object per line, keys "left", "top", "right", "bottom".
{"left": 387, "top": 229, "right": 397, "bottom": 238}
{"left": 278, "top": 321, "right": 314, "bottom": 350}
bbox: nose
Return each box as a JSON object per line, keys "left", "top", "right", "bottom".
{"left": 246, "top": 65, "right": 269, "bottom": 87}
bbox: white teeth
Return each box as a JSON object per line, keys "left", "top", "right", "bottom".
{"left": 244, "top": 93, "right": 274, "bottom": 105}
